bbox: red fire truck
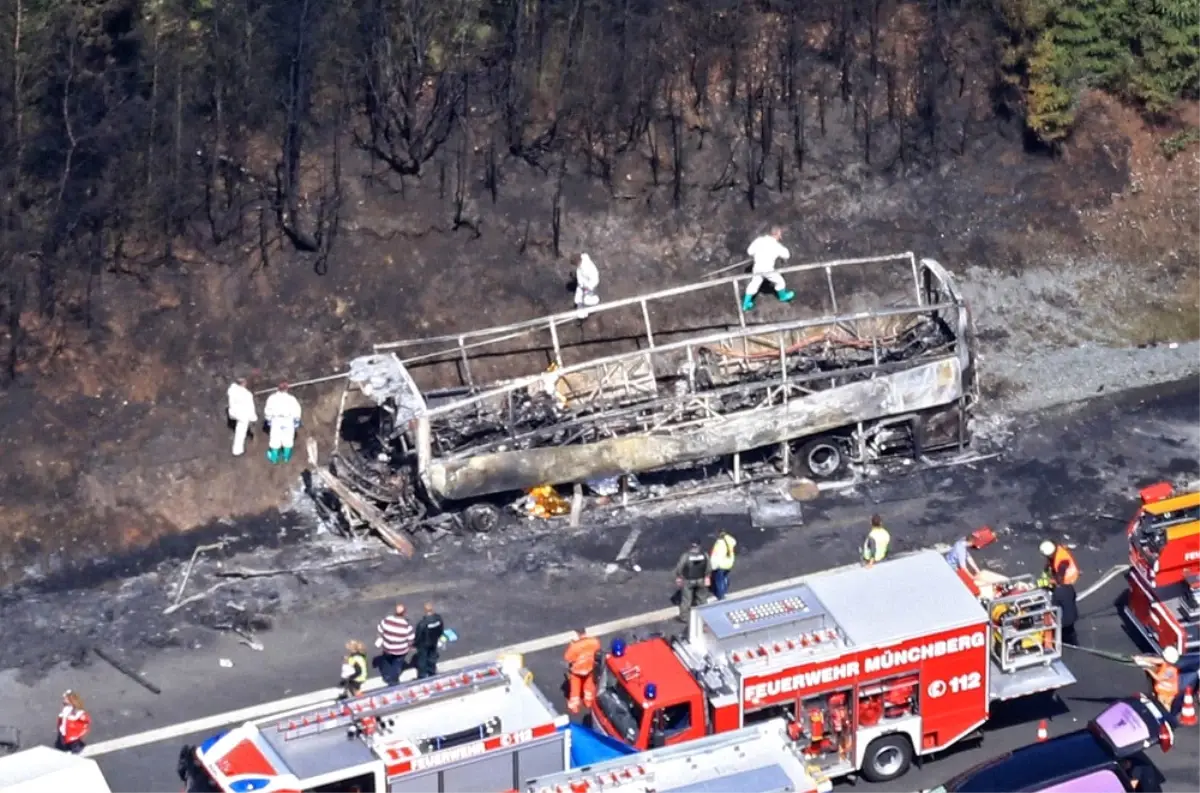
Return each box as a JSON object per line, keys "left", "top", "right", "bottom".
{"left": 588, "top": 550, "right": 1077, "bottom": 785}
{"left": 1122, "top": 481, "right": 1200, "bottom": 656}
{"left": 180, "top": 655, "right": 571, "bottom": 793}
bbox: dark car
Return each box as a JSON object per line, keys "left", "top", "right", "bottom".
{"left": 924, "top": 695, "right": 1175, "bottom": 793}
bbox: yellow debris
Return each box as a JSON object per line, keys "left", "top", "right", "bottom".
{"left": 525, "top": 484, "right": 571, "bottom": 518}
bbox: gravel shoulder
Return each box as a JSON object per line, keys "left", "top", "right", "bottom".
{"left": 959, "top": 259, "right": 1200, "bottom": 414}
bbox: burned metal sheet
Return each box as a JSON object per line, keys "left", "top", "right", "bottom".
{"left": 428, "top": 357, "right": 962, "bottom": 499}
{"left": 347, "top": 354, "right": 427, "bottom": 424}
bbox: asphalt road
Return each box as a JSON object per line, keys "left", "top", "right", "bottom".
{"left": 2, "top": 377, "right": 1197, "bottom": 791}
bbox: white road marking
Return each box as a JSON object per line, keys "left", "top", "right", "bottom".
{"left": 1079, "top": 564, "right": 1131, "bottom": 602}
{"left": 84, "top": 543, "right": 953, "bottom": 757}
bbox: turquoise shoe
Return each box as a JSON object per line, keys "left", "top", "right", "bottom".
{"left": 777, "top": 289, "right": 796, "bottom": 303}
{"left": 742, "top": 294, "right": 755, "bottom": 312}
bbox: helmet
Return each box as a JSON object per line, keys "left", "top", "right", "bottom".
{"left": 1163, "top": 646, "right": 1181, "bottom": 664}
{"left": 1039, "top": 541, "right": 1056, "bottom": 557}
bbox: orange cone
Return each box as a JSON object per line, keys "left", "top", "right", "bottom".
{"left": 1181, "top": 687, "right": 1197, "bottom": 727}
{"left": 1036, "top": 720, "right": 1049, "bottom": 741}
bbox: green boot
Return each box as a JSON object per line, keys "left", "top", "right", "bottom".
{"left": 267, "top": 448, "right": 278, "bottom": 464}
{"left": 282, "top": 446, "right": 293, "bottom": 463}
{"left": 777, "top": 289, "right": 796, "bottom": 303}
{"left": 742, "top": 293, "right": 756, "bottom": 312}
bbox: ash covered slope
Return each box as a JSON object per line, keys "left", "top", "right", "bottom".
{"left": 0, "top": 79, "right": 1195, "bottom": 590}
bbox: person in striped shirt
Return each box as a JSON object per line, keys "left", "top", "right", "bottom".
{"left": 375, "top": 603, "right": 415, "bottom": 686}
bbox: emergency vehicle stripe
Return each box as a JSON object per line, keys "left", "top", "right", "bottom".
{"left": 533, "top": 764, "right": 649, "bottom": 793}
{"left": 386, "top": 722, "right": 558, "bottom": 777}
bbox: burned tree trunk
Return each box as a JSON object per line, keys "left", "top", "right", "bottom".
{"left": 356, "top": 0, "right": 464, "bottom": 176}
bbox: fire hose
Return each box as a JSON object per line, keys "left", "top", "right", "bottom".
{"left": 1062, "top": 643, "right": 1141, "bottom": 666}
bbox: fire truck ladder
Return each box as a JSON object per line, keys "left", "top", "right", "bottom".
{"left": 986, "top": 581, "right": 1063, "bottom": 674}
{"left": 531, "top": 762, "right": 652, "bottom": 793}
{"left": 274, "top": 661, "right": 508, "bottom": 741}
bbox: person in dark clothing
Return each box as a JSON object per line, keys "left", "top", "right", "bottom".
{"left": 1052, "top": 561, "right": 1079, "bottom": 646}
{"left": 1121, "top": 757, "right": 1162, "bottom": 791}
{"left": 673, "top": 541, "right": 711, "bottom": 623}
{"left": 413, "top": 602, "right": 445, "bottom": 679}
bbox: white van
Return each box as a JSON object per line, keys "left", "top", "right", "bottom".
{"left": 0, "top": 746, "right": 113, "bottom": 793}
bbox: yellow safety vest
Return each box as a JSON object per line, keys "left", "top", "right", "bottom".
{"left": 711, "top": 535, "right": 737, "bottom": 571}
{"left": 862, "top": 526, "right": 890, "bottom": 563}
{"left": 348, "top": 653, "right": 368, "bottom": 684}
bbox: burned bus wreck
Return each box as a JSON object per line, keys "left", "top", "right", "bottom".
{"left": 308, "top": 253, "right": 977, "bottom": 547}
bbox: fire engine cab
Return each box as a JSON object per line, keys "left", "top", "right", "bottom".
{"left": 589, "top": 550, "right": 1077, "bottom": 785}
{"left": 1122, "top": 481, "right": 1200, "bottom": 657}
{"left": 181, "top": 656, "right": 570, "bottom": 793}
{"left": 523, "top": 718, "right": 833, "bottom": 793}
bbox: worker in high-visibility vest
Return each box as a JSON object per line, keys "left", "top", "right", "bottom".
{"left": 862, "top": 515, "right": 890, "bottom": 567}
{"left": 1134, "top": 646, "right": 1181, "bottom": 712}
{"left": 339, "top": 640, "right": 369, "bottom": 699}
{"left": 1038, "top": 541, "right": 1079, "bottom": 587}
{"left": 709, "top": 531, "right": 737, "bottom": 600}
{"left": 563, "top": 628, "right": 601, "bottom": 715}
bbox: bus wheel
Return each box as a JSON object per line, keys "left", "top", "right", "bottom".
{"left": 795, "top": 436, "right": 847, "bottom": 479}
{"left": 861, "top": 734, "right": 913, "bottom": 783}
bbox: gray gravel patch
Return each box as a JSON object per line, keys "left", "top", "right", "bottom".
{"left": 959, "top": 258, "right": 1199, "bottom": 414}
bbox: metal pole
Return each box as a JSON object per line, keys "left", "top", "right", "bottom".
{"left": 701, "top": 257, "right": 752, "bottom": 279}
{"left": 254, "top": 372, "right": 348, "bottom": 396}
{"left": 824, "top": 266, "right": 839, "bottom": 313}
{"left": 331, "top": 387, "right": 349, "bottom": 456}
{"left": 640, "top": 299, "right": 655, "bottom": 348}
{"left": 910, "top": 252, "right": 923, "bottom": 305}
{"left": 548, "top": 317, "right": 564, "bottom": 368}
{"left": 458, "top": 336, "right": 475, "bottom": 389}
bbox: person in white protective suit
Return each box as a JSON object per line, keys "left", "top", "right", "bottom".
{"left": 263, "top": 382, "right": 302, "bottom": 464}
{"left": 226, "top": 377, "right": 257, "bottom": 457}
{"left": 574, "top": 253, "right": 600, "bottom": 318}
{"left": 743, "top": 227, "right": 795, "bottom": 311}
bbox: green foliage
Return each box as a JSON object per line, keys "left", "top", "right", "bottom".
{"left": 999, "top": 0, "right": 1200, "bottom": 145}
{"left": 1025, "top": 32, "right": 1076, "bottom": 144}
{"left": 1159, "top": 128, "right": 1200, "bottom": 159}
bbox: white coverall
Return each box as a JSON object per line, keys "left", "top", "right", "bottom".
{"left": 745, "top": 235, "right": 791, "bottom": 297}
{"left": 226, "top": 382, "right": 258, "bottom": 457}
{"left": 574, "top": 254, "right": 600, "bottom": 317}
{"left": 264, "top": 391, "right": 302, "bottom": 452}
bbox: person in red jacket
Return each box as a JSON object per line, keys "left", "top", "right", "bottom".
{"left": 56, "top": 690, "right": 91, "bottom": 753}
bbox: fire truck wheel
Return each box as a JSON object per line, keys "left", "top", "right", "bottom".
{"left": 795, "top": 436, "right": 847, "bottom": 480}
{"left": 861, "top": 734, "right": 913, "bottom": 783}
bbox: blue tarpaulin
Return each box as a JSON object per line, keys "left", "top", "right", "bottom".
{"left": 567, "top": 724, "right": 636, "bottom": 767}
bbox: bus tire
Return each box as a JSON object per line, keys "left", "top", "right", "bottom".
{"left": 861, "top": 734, "right": 913, "bottom": 783}
{"left": 795, "top": 436, "right": 848, "bottom": 480}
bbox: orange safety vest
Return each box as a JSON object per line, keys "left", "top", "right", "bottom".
{"left": 1151, "top": 661, "right": 1179, "bottom": 705}
{"left": 564, "top": 636, "right": 601, "bottom": 676}
{"left": 1049, "top": 546, "right": 1080, "bottom": 585}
